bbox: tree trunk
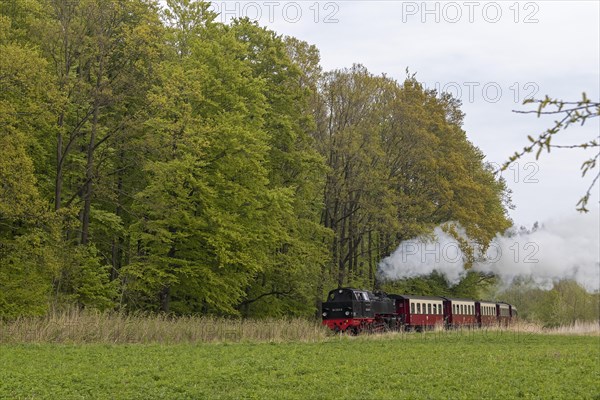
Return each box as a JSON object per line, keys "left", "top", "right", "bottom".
{"left": 55, "top": 122, "right": 63, "bottom": 211}
{"left": 81, "top": 54, "right": 103, "bottom": 244}
{"left": 54, "top": 0, "right": 72, "bottom": 211}
{"left": 368, "top": 230, "right": 373, "bottom": 284}
{"left": 337, "top": 204, "right": 347, "bottom": 287}
{"left": 159, "top": 285, "right": 170, "bottom": 313}
{"left": 160, "top": 236, "right": 177, "bottom": 313}
{"left": 110, "top": 156, "right": 124, "bottom": 280}
{"left": 80, "top": 104, "right": 97, "bottom": 244}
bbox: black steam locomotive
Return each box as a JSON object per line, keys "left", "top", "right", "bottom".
{"left": 321, "top": 287, "right": 517, "bottom": 333}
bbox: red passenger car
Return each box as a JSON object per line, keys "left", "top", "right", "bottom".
{"left": 443, "top": 298, "right": 477, "bottom": 327}
{"left": 389, "top": 295, "right": 445, "bottom": 331}
{"left": 497, "top": 302, "right": 511, "bottom": 326}
{"left": 476, "top": 301, "right": 497, "bottom": 327}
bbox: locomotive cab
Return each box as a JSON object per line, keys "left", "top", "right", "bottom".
{"left": 321, "top": 288, "right": 374, "bottom": 321}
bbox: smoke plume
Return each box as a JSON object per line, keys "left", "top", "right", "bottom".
{"left": 378, "top": 212, "right": 600, "bottom": 292}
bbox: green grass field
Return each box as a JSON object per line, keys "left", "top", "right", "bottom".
{"left": 1, "top": 332, "right": 598, "bottom": 399}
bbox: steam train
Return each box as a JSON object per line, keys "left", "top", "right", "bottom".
{"left": 321, "top": 287, "right": 517, "bottom": 334}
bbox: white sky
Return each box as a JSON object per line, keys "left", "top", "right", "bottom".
{"left": 207, "top": 0, "right": 600, "bottom": 227}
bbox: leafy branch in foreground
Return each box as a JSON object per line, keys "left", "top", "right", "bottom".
{"left": 503, "top": 94, "right": 600, "bottom": 212}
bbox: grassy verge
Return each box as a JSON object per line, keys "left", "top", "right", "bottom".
{"left": 0, "top": 309, "right": 328, "bottom": 344}
{"left": 2, "top": 309, "right": 597, "bottom": 345}
{"left": 1, "top": 332, "right": 598, "bottom": 399}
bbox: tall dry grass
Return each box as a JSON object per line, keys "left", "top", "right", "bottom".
{"left": 472, "top": 320, "right": 600, "bottom": 336}
{"left": 0, "top": 308, "right": 329, "bottom": 344}
{"left": 540, "top": 320, "right": 600, "bottom": 336}
{"left": 2, "top": 310, "right": 597, "bottom": 344}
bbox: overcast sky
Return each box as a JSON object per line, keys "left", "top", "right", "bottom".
{"left": 207, "top": 0, "right": 600, "bottom": 227}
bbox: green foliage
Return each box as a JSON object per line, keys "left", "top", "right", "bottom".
{"left": 1, "top": 0, "right": 514, "bottom": 318}
{"left": 0, "top": 27, "right": 54, "bottom": 317}
{"left": 0, "top": 42, "right": 54, "bottom": 217}
{"left": 52, "top": 241, "right": 117, "bottom": 311}
{"left": 380, "top": 270, "right": 498, "bottom": 300}
{"left": 381, "top": 271, "right": 452, "bottom": 297}
{"left": 123, "top": 6, "right": 320, "bottom": 315}
{"left": 315, "top": 67, "right": 511, "bottom": 291}
{"left": 0, "top": 212, "right": 117, "bottom": 318}
{"left": 0, "top": 0, "right": 129, "bottom": 318}
{"left": 227, "top": 20, "right": 330, "bottom": 317}
{"left": 0, "top": 229, "right": 54, "bottom": 318}
{"left": 498, "top": 279, "right": 600, "bottom": 326}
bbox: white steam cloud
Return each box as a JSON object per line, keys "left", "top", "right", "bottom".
{"left": 378, "top": 226, "right": 467, "bottom": 285}
{"left": 378, "top": 212, "right": 600, "bottom": 292}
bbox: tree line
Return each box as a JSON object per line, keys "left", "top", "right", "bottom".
{"left": 0, "top": 0, "right": 513, "bottom": 318}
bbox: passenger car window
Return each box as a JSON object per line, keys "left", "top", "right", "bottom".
{"left": 411, "top": 303, "right": 415, "bottom": 314}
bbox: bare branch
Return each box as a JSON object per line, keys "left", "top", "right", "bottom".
{"left": 506, "top": 94, "right": 600, "bottom": 212}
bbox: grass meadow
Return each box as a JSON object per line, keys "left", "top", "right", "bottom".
{"left": 0, "top": 312, "right": 598, "bottom": 399}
